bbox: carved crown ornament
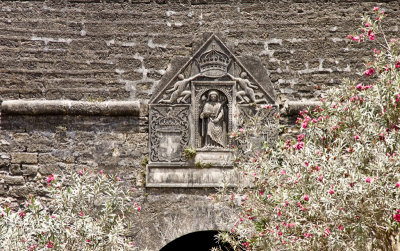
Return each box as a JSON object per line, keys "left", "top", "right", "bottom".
{"left": 147, "top": 34, "right": 278, "bottom": 188}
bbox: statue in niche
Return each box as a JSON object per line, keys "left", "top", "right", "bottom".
{"left": 199, "top": 90, "right": 228, "bottom": 148}
{"left": 227, "top": 72, "right": 267, "bottom": 104}
{"left": 160, "top": 73, "right": 200, "bottom": 104}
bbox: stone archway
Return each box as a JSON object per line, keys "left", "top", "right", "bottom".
{"left": 160, "top": 230, "right": 234, "bottom": 251}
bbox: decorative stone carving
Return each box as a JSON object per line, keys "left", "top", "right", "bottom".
{"left": 194, "top": 82, "right": 233, "bottom": 149}
{"left": 147, "top": 34, "right": 277, "bottom": 187}
{"left": 149, "top": 105, "right": 189, "bottom": 162}
{"left": 199, "top": 90, "right": 227, "bottom": 148}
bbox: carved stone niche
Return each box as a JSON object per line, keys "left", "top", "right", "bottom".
{"left": 147, "top": 34, "right": 277, "bottom": 187}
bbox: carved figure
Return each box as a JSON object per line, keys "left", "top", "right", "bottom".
{"left": 228, "top": 72, "right": 267, "bottom": 104}
{"left": 160, "top": 73, "right": 200, "bottom": 104}
{"left": 200, "top": 91, "right": 226, "bottom": 148}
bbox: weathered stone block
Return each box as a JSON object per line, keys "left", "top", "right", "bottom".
{"left": 8, "top": 186, "right": 30, "bottom": 198}
{"left": 3, "top": 175, "right": 25, "bottom": 186}
{"left": 0, "top": 186, "right": 6, "bottom": 196}
{"left": 38, "top": 153, "right": 58, "bottom": 164}
{"left": 9, "top": 164, "right": 22, "bottom": 175}
{"left": 21, "top": 165, "right": 39, "bottom": 177}
{"left": 0, "top": 157, "right": 10, "bottom": 168}
{"left": 11, "top": 153, "right": 38, "bottom": 164}
{"left": 38, "top": 164, "right": 66, "bottom": 176}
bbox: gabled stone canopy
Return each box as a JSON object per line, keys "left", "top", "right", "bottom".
{"left": 150, "top": 34, "right": 276, "bottom": 105}
{"left": 147, "top": 34, "right": 278, "bottom": 188}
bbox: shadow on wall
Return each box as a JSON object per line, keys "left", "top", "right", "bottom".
{"left": 160, "top": 230, "right": 235, "bottom": 251}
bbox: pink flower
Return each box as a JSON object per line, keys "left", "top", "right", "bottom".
{"left": 369, "top": 33, "right": 375, "bottom": 41}
{"left": 338, "top": 225, "right": 344, "bottom": 230}
{"left": 304, "top": 194, "right": 309, "bottom": 201}
{"left": 396, "top": 182, "right": 400, "bottom": 188}
{"left": 47, "top": 241, "right": 54, "bottom": 248}
{"left": 379, "top": 132, "right": 385, "bottom": 141}
{"left": 365, "top": 22, "right": 370, "bottom": 27}
{"left": 99, "top": 170, "right": 103, "bottom": 174}
{"left": 318, "top": 175, "right": 323, "bottom": 182}
{"left": 239, "top": 128, "right": 244, "bottom": 133}
{"left": 373, "top": 6, "right": 379, "bottom": 11}
{"left": 304, "top": 233, "right": 312, "bottom": 238}
{"left": 137, "top": 206, "right": 141, "bottom": 211}
{"left": 395, "top": 62, "right": 400, "bottom": 69}
{"left": 352, "top": 36, "right": 359, "bottom": 42}
{"left": 293, "top": 142, "right": 304, "bottom": 150}
{"left": 19, "top": 211, "right": 26, "bottom": 218}
{"left": 280, "top": 170, "right": 286, "bottom": 175}
{"left": 242, "top": 242, "right": 250, "bottom": 248}
{"left": 29, "top": 245, "right": 38, "bottom": 251}
{"left": 79, "top": 211, "right": 84, "bottom": 216}
{"left": 329, "top": 190, "right": 334, "bottom": 195}
{"left": 365, "top": 177, "right": 371, "bottom": 183}
{"left": 86, "top": 239, "right": 91, "bottom": 243}
{"left": 354, "top": 135, "right": 360, "bottom": 140}
{"left": 79, "top": 170, "right": 83, "bottom": 175}
{"left": 46, "top": 174, "right": 55, "bottom": 184}
{"left": 364, "top": 68, "right": 374, "bottom": 77}
{"left": 324, "top": 228, "right": 330, "bottom": 236}
{"left": 393, "top": 213, "right": 400, "bottom": 222}
{"left": 347, "top": 35, "right": 353, "bottom": 40}
{"left": 297, "top": 134, "right": 305, "bottom": 142}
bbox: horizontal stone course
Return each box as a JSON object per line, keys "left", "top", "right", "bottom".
{"left": 1, "top": 100, "right": 141, "bottom": 116}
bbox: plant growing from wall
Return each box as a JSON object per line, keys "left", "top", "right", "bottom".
{"left": 184, "top": 147, "right": 197, "bottom": 159}
{"left": 141, "top": 156, "right": 149, "bottom": 167}
{"left": 217, "top": 7, "right": 400, "bottom": 251}
{"left": 0, "top": 170, "right": 142, "bottom": 250}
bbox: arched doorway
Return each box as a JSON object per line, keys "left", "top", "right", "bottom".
{"left": 160, "top": 230, "right": 234, "bottom": 251}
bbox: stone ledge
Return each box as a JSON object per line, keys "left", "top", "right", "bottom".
{"left": 146, "top": 165, "right": 237, "bottom": 188}
{"left": 0, "top": 100, "right": 141, "bottom": 116}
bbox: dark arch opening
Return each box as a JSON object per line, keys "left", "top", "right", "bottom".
{"left": 160, "top": 230, "right": 234, "bottom": 251}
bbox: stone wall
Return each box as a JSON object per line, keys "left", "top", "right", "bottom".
{"left": 0, "top": 101, "right": 145, "bottom": 198}
{"left": 1, "top": 0, "right": 399, "bottom": 250}
{"left": 1, "top": 0, "right": 399, "bottom": 102}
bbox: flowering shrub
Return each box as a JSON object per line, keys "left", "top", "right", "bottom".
{"left": 218, "top": 8, "right": 400, "bottom": 251}
{"left": 0, "top": 170, "right": 142, "bottom": 250}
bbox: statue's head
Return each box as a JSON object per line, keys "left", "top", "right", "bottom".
{"left": 177, "top": 74, "right": 185, "bottom": 80}
{"left": 240, "top": 72, "right": 248, "bottom": 78}
{"left": 208, "top": 91, "right": 219, "bottom": 102}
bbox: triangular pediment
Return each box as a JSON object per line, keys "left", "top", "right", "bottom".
{"left": 150, "top": 34, "right": 275, "bottom": 105}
